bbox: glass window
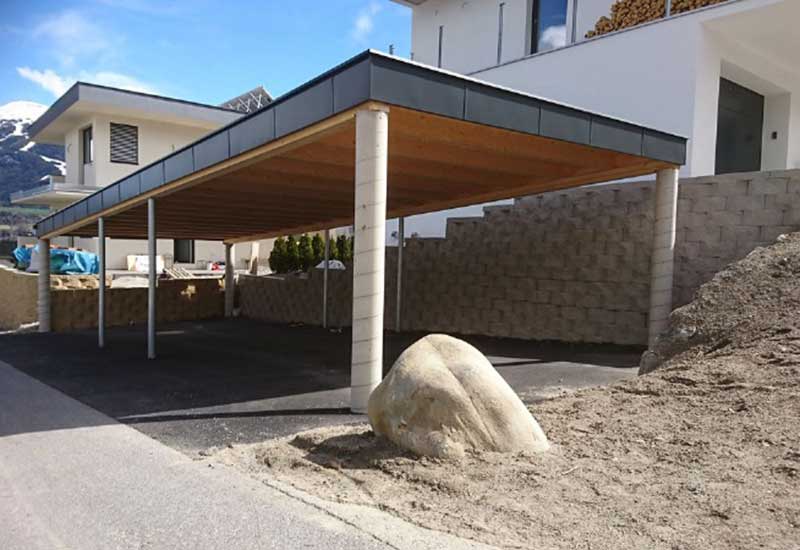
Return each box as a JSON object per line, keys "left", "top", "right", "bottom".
{"left": 82, "top": 126, "right": 93, "bottom": 164}
{"left": 531, "top": 0, "right": 568, "bottom": 54}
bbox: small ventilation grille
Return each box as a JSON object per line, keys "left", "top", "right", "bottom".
{"left": 110, "top": 123, "right": 138, "bottom": 164}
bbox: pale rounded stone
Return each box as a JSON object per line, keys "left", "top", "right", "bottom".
{"left": 367, "top": 334, "right": 550, "bottom": 458}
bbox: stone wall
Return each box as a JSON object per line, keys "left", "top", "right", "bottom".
{"left": 51, "top": 278, "right": 224, "bottom": 332}
{"left": 0, "top": 266, "right": 38, "bottom": 330}
{"left": 238, "top": 255, "right": 400, "bottom": 329}
{"left": 238, "top": 169, "right": 800, "bottom": 346}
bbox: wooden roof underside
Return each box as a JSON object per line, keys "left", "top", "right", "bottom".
{"left": 59, "top": 104, "right": 674, "bottom": 243}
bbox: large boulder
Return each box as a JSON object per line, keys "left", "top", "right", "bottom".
{"left": 367, "top": 334, "right": 549, "bottom": 458}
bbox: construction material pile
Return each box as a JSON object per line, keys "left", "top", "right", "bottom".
{"left": 643, "top": 232, "right": 800, "bottom": 373}
{"left": 586, "top": 0, "right": 729, "bottom": 39}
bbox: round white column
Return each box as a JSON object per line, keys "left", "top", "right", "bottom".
{"left": 350, "top": 107, "right": 389, "bottom": 413}
{"left": 648, "top": 167, "right": 679, "bottom": 347}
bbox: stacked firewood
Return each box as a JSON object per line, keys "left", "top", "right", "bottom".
{"left": 585, "top": 0, "right": 728, "bottom": 39}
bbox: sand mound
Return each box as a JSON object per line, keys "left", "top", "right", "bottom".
{"left": 218, "top": 235, "right": 800, "bottom": 549}
{"left": 642, "top": 232, "right": 800, "bottom": 373}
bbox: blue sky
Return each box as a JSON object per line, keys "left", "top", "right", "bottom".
{"left": 0, "top": 0, "right": 412, "bottom": 107}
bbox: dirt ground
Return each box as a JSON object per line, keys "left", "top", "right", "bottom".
{"left": 217, "top": 235, "right": 800, "bottom": 550}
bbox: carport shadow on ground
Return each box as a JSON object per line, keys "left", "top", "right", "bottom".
{"left": 0, "top": 318, "right": 642, "bottom": 451}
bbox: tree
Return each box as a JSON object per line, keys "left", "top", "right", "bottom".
{"left": 298, "top": 234, "right": 314, "bottom": 271}
{"left": 311, "top": 233, "right": 325, "bottom": 266}
{"left": 269, "top": 237, "right": 286, "bottom": 273}
{"left": 285, "top": 235, "right": 300, "bottom": 272}
{"left": 335, "top": 234, "right": 351, "bottom": 263}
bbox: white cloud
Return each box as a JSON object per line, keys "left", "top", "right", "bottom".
{"left": 540, "top": 25, "right": 567, "bottom": 51}
{"left": 16, "top": 68, "right": 70, "bottom": 97}
{"left": 17, "top": 67, "right": 158, "bottom": 98}
{"left": 352, "top": 1, "right": 382, "bottom": 43}
{"left": 32, "top": 10, "right": 114, "bottom": 67}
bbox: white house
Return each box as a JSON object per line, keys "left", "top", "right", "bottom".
{"left": 13, "top": 83, "right": 274, "bottom": 270}
{"left": 393, "top": 0, "right": 799, "bottom": 177}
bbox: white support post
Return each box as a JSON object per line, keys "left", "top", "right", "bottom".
{"left": 224, "top": 243, "right": 235, "bottom": 317}
{"left": 395, "top": 217, "right": 404, "bottom": 332}
{"left": 147, "top": 198, "right": 157, "bottom": 360}
{"left": 37, "top": 238, "right": 51, "bottom": 333}
{"left": 351, "top": 106, "right": 389, "bottom": 413}
{"left": 98, "top": 218, "right": 106, "bottom": 348}
{"left": 323, "top": 229, "right": 330, "bottom": 329}
{"left": 648, "top": 167, "right": 679, "bottom": 348}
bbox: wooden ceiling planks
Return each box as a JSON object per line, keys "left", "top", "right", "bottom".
{"left": 64, "top": 104, "right": 675, "bottom": 242}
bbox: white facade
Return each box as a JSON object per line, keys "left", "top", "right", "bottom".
{"left": 401, "top": 0, "right": 800, "bottom": 177}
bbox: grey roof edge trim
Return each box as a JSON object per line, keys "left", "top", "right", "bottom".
{"left": 35, "top": 49, "right": 687, "bottom": 237}
{"left": 28, "top": 81, "right": 241, "bottom": 139}
{"left": 375, "top": 50, "right": 687, "bottom": 141}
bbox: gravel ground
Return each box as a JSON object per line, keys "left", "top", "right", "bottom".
{"left": 217, "top": 235, "right": 800, "bottom": 550}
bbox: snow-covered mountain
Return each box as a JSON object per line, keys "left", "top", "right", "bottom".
{"left": 0, "top": 101, "right": 65, "bottom": 204}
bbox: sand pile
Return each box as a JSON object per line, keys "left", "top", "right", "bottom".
{"left": 218, "top": 235, "right": 800, "bottom": 550}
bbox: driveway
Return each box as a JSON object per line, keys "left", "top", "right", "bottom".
{"left": 0, "top": 318, "right": 641, "bottom": 455}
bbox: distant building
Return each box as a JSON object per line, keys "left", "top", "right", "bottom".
{"left": 13, "top": 83, "right": 275, "bottom": 270}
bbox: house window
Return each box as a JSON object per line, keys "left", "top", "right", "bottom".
{"left": 530, "top": 0, "right": 568, "bottom": 54}
{"left": 174, "top": 239, "right": 195, "bottom": 264}
{"left": 82, "top": 126, "right": 93, "bottom": 164}
{"left": 110, "top": 122, "right": 139, "bottom": 165}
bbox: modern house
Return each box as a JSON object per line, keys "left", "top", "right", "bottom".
{"left": 393, "top": 0, "right": 798, "bottom": 178}
{"left": 13, "top": 83, "right": 274, "bottom": 270}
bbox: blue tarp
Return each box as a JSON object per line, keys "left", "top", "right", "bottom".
{"left": 13, "top": 245, "right": 99, "bottom": 275}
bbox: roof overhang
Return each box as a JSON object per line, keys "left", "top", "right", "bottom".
{"left": 35, "top": 51, "right": 686, "bottom": 243}
{"left": 29, "top": 83, "right": 242, "bottom": 144}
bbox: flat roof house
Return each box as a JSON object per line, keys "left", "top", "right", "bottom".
{"left": 14, "top": 83, "right": 272, "bottom": 270}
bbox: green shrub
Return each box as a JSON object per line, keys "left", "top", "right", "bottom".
{"left": 336, "top": 234, "right": 353, "bottom": 262}
{"left": 269, "top": 236, "right": 286, "bottom": 273}
{"left": 311, "top": 233, "right": 325, "bottom": 266}
{"left": 298, "top": 234, "right": 314, "bottom": 271}
{"left": 285, "top": 235, "right": 300, "bottom": 272}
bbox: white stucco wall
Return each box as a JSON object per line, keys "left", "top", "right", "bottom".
{"left": 411, "top": 0, "right": 532, "bottom": 71}
{"left": 474, "top": 15, "right": 702, "bottom": 175}
{"left": 91, "top": 114, "right": 213, "bottom": 189}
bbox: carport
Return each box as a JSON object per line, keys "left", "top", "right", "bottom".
{"left": 33, "top": 50, "right": 686, "bottom": 412}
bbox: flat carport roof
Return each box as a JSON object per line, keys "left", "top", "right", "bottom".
{"left": 34, "top": 50, "right": 685, "bottom": 242}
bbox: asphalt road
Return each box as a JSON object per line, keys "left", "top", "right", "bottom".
{"left": 0, "top": 360, "right": 393, "bottom": 550}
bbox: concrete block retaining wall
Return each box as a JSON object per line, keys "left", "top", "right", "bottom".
{"left": 50, "top": 278, "right": 224, "bottom": 332}
{"left": 0, "top": 266, "right": 38, "bottom": 330}
{"left": 0, "top": 267, "right": 223, "bottom": 332}
{"left": 238, "top": 169, "right": 800, "bottom": 346}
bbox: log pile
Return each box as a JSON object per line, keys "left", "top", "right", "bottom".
{"left": 586, "top": 0, "right": 729, "bottom": 39}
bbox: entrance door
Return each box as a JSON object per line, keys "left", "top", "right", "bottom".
{"left": 715, "top": 78, "right": 764, "bottom": 174}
